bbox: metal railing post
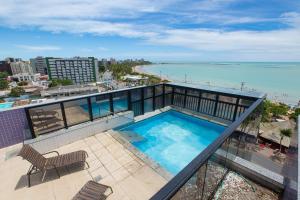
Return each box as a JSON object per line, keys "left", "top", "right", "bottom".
{"left": 60, "top": 102, "right": 68, "bottom": 128}
{"left": 128, "top": 90, "right": 132, "bottom": 110}
{"left": 87, "top": 97, "right": 93, "bottom": 121}
{"left": 141, "top": 88, "right": 145, "bottom": 114}
{"left": 171, "top": 87, "right": 175, "bottom": 105}
{"left": 162, "top": 84, "right": 165, "bottom": 108}
{"left": 197, "top": 91, "right": 202, "bottom": 112}
{"left": 153, "top": 86, "right": 156, "bottom": 111}
{"left": 25, "top": 108, "right": 36, "bottom": 138}
{"left": 213, "top": 94, "right": 219, "bottom": 116}
{"left": 109, "top": 93, "right": 114, "bottom": 114}
{"left": 183, "top": 89, "right": 187, "bottom": 108}
{"left": 232, "top": 97, "right": 240, "bottom": 121}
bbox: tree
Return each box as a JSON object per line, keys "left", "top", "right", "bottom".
{"left": 261, "top": 100, "right": 289, "bottom": 122}
{"left": 9, "top": 87, "right": 25, "bottom": 97}
{"left": 49, "top": 79, "right": 73, "bottom": 87}
{"left": 60, "top": 79, "right": 73, "bottom": 86}
{"left": 99, "top": 65, "right": 106, "bottom": 73}
{"left": 279, "top": 128, "right": 292, "bottom": 152}
{"left": 0, "top": 72, "right": 8, "bottom": 78}
{"left": 290, "top": 108, "right": 300, "bottom": 121}
{"left": 17, "top": 81, "right": 28, "bottom": 86}
{"left": 271, "top": 103, "right": 289, "bottom": 118}
{"left": 0, "top": 72, "right": 9, "bottom": 90}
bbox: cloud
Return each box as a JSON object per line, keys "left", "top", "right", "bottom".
{"left": 98, "top": 47, "right": 109, "bottom": 51}
{"left": 15, "top": 44, "right": 61, "bottom": 51}
{"left": 78, "top": 48, "right": 93, "bottom": 52}
{"left": 146, "top": 27, "right": 300, "bottom": 60}
{"left": 1, "top": 1, "right": 300, "bottom": 60}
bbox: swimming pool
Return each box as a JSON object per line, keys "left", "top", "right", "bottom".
{"left": 0, "top": 102, "right": 14, "bottom": 111}
{"left": 118, "top": 110, "right": 226, "bottom": 175}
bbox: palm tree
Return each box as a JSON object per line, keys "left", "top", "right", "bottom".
{"left": 279, "top": 129, "right": 292, "bottom": 152}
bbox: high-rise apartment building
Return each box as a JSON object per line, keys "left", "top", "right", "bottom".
{"left": 30, "top": 56, "right": 48, "bottom": 75}
{"left": 46, "top": 57, "right": 99, "bottom": 84}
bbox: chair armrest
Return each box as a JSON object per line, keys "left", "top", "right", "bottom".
{"left": 42, "top": 151, "right": 59, "bottom": 157}
{"left": 105, "top": 185, "right": 113, "bottom": 197}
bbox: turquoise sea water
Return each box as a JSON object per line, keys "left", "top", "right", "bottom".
{"left": 119, "top": 110, "right": 225, "bottom": 174}
{"left": 140, "top": 62, "right": 300, "bottom": 105}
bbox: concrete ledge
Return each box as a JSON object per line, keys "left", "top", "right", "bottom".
{"left": 25, "top": 111, "right": 134, "bottom": 153}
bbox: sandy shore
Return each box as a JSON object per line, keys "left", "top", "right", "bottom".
{"left": 134, "top": 65, "right": 146, "bottom": 74}
{"left": 134, "top": 65, "right": 170, "bottom": 81}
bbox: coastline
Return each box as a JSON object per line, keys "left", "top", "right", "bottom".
{"left": 134, "top": 65, "right": 170, "bottom": 82}
{"left": 134, "top": 65, "right": 145, "bottom": 74}
{"left": 135, "top": 63, "right": 299, "bottom": 106}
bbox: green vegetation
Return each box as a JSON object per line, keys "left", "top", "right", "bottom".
{"left": 106, "top": 60, "right": 165, "bottom": 84}
{"left": 9, "top": 86, "right": 25, "bottom": 97}
{"left": 138, "top": 72, "right": 167, "bottom": 85}
{"left": 290, "top": 108, "right": 300, "bottom": 121}
{"left": 279, "top": 128, "right": 293, "bottom": 151}
{"left": 108, "top": 63, "right": 133, "bottom": 80}
{"left": 17, "top": 81, "right": 28, "bottom": 86}
{"left": 99, "top": 65, "right": 106, "bottom": 73}
{"left": 262, "top": 100, "right": 289, "bottom": 122}
{"left": 0, "top": 72, "right": 9, "bottom": 90}
{"left": 49, "top": 79, "right": 73, "bottom": 87}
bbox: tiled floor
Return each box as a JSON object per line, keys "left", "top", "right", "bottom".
{"left": 0, "top": 131, "right": 167, "bottom": 200}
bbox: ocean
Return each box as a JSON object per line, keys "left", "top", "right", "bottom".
{"left": 139, "top": 62, "right": 300, "bottom": 106}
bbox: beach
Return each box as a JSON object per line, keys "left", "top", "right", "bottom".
{"left": 134, "top": 65, "right": 170, "bottom": 82}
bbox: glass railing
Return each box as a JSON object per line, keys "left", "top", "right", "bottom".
{"left": 150, "top": 97, "right": 265, "bottom": 200}
{"left": 25, "top": 83, "right": 258, "bottom": 141}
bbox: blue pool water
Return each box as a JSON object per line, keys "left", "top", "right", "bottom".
{"left": 0, "top": 102, "right": 14, "bottom": 111}
{"left": 119, "top": 110, "right": 225, "bottom": 175}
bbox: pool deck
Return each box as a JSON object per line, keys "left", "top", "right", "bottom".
{"left": 0, "top": 131, "right": 167, "bottom": 200}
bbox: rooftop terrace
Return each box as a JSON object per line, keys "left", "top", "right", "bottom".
{"left": 0, "top": 83, "right": 297, "bottom": 199}
{"left": 0, "top": 131, "right": 167, "bottom": 199}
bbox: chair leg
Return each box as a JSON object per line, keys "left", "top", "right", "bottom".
{"left": 54, "top": 167, "right": 60, "bottom": 178}
{"left": 27, "top": 173, "right": 31, "bottom": 187}
{"left": 85, "top": 161, "right": 90, "bottom": 169}
{"left": 27, "top": 165, "right": 34, "bottom": 187}
{"left": 41, "top": 170, "right": 47, "bottom": 182}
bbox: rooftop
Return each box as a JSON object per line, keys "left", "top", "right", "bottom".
{"left": 0, "top": 83, "right": 297, "bottom": 200}
{"left": 0, "top": 131, "right": 167, "bottom": 200}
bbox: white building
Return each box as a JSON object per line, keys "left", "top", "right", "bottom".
{"left": 12, "top": 73, "right": 41, "bottom": 82}
{"left": 10, "top": 61, "right": 33, "bottom": 75}
{"left": 46, "top": 57, "right": 99, "bottom": 85}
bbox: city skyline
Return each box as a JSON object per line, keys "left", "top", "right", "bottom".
{"left": 0, "top": 0, "right": 300, "bottom": 61}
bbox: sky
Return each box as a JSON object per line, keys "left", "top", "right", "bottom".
{"left": 0, "top": 0, "right": 300, "bottom": 62}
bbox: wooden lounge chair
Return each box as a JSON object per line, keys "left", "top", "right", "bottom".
{"left": 72, "top": 181, "right": 113, "bottom": 200}
{"left": 18, "top": 144, "right": 89, "bottom": 187}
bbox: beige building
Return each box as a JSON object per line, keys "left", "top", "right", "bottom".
{"left": 10, "top": 61, "right": 33, "bottom": 75}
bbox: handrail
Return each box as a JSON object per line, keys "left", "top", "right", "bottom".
{"left": 150, "top": 95, "right": 265, "bottom": 200}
